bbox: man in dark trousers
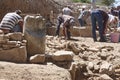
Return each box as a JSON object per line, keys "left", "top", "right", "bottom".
{"left": 91, "top": 9, "right": 109, "bottom": 42}
{"left": 118, "top": 10, "right": 120, "bottom": 27}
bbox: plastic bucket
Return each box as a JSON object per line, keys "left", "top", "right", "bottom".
{"left": 110, "top": 32, "right": 120, "bottom": 43}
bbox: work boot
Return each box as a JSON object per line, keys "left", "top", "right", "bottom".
{"left": 93, "top": 38, "right": 97, "bottom": 42}
{"left": 99, "top": 35, "right": 106, "bottom": 42}
{"left": 99, "top": 38, "right": 106, "bottom": 42}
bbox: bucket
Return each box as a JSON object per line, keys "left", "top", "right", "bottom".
{"left": 110, "top": 32, "right": 120, "bottom": 43}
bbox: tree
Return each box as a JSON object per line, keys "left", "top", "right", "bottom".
{"left": 101, "top": 0, "right": 115, "bottom": 6}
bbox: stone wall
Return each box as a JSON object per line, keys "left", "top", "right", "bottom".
{"left": 46, "top": 26, "right": 92, "bottom": 37}
{"left": 0, "top": 31, "right": 27, "bottom": 63}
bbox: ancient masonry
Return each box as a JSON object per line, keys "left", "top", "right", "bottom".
{"left": 0, "top": 31, "right": 27, "bottom": 63}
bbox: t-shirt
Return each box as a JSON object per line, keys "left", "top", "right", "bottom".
{"left": 78, "top": 10, "right": 90, "bottom": 20}
{"left": 91, "top": 0, "right": 96, "bottom": 10}
{"left": 108, "top": 14, "right": 115, "bottom": 22}
{"left": 62, "top": 15, "right": 75, "bottom": 27}
{"left": 62, "top": 7, "right": 72, "bottom": 15}
{"left": 108, "top": 14, "right": 118, "bottom": 28}
{"left": 0, "top": 12, "right": 22, "bottom": 29}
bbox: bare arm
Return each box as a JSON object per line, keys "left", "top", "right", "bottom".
{"left": 18, "top": 19, "right": 23, "bottom": 32}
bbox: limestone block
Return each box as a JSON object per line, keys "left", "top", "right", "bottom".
{"left": 115, "top": 69, "right": 120, "bottom": 74}
{"left": 86, "top": 48, "right": 100, "bottom": 52}
{"left": 94, "top": 65, "right": 100, "bottom": 72}
{"left": 0, "top": 29, "right": 4, "bottom": 34}
{"left": 0, "top": 34, "right": 4, "bottom": 41}
{"left": 6, "top": 32, "right": 23, "bottom": 41}
{"left": 30, "top": 54, "right": 45, "bottom": 63}
{"left": 70, "top": 26, "right": 92, "bottom": 37}
{"left": 0, "top": 39, "right": 8, "bottom": 44}
{"left": 69, "top": 63, "right": 76, "bottom": 80}
{"left": 6, "top": 41, "right": 18, "bottom": 45}
{"left": 0, "top": 34, "right": 8, "bottom": 43}
{"left": 99, "top": 61, "right": 114, "bottom": 75}
{"left": 23, "top": 15, "right": 46, "bottom": 56}
{"left": 87, "top": 62, "right": 94, "bottom": 70}
{"left": 77, "top": 61, "right": 87, "bottom": 68}
{"left": 52, "top": 50, "right": 74, "bottom": 61}
{"left": 2, "top": 44, "right": 20, "bottom": 50}
{"left": 69, "top": 42, "right": 80, "bottom": 55}
{"left": 98, "top": 52, "right": 108, "bottom": 60}
{"left": 2, "top": 41, "right": 21, "bottom": 50}
{"left": 99, "top": 74, "right": 113, "bottom": 80}
{"left": 0, "top": 46, "right": 27, "bottom": 63}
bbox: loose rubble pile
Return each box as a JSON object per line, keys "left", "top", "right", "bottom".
{"left": 46, "top": 35, "right": 120, "bottom": 80}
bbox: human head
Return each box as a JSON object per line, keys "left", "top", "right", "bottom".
{"left": 66, "top": 5, "right": 72, "bottom": 9}
{"left": 82, "top": 5, "right": 86, "bottom": 10}
{"left": 15, "top": 10, "right": 22, "bottom": 15}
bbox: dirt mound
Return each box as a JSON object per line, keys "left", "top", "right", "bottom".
{"left": 0, "top": 0, "right": 60, "bottom": 21}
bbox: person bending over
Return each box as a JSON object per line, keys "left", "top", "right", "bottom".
{"left": 0, "top": 10, "right": 23, "bottom": 34}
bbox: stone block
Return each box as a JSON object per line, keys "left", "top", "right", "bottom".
{"left": 6, "top": 32, "right": 23, "bottom": 41}
{"left": 99, "top": 74, "right": 113, "bottom": 80}
{"left": 30, "top": 54, "right": 45, "bottom": 63}
{"left": 23, "top": 15, "right": 46, "bottom": 56}
{"left": 52, "top": 50, "right": 74, "bottom": 61}
{"left": 0, "top": 46, "right": 27, "bottom": 63}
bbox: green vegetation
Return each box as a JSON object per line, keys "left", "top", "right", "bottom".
{"left": 72, "top": 0, "right": 115, "bottom": 6}
{"left": 72, "top": 0, "right": 90, "bottom": 3}
{"left": 101, "top": 0, "right": 115, "bottom": 6}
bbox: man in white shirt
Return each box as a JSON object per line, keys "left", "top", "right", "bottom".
{"left": 62, "top": 6, "right": 73, "bottom": 16}
{"left": 107, "top": 14, "right": 118, "bottom": 31}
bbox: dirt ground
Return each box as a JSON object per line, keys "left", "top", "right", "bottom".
{"left": 0, "top": 61, "right": 71, "bottom": 80}
{"left": 0, "top": 36, "right": 120, "bottom": 80}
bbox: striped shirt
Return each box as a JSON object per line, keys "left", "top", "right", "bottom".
{"left": 0, "top": 12, "right": 22, "bottom": 29}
